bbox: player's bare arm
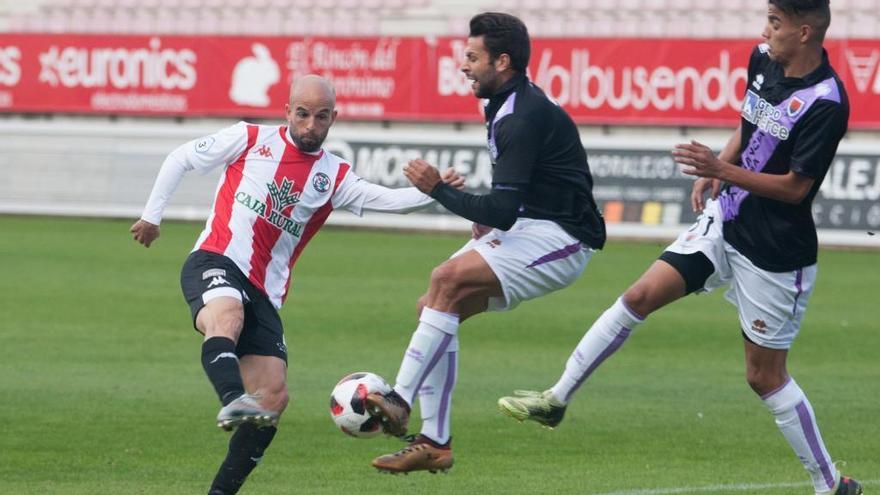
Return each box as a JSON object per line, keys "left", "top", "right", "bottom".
{"left": 690, "top": 124, "right": 742, "bottom": 212}
{"left": 130, "top": 219, "right": 160, "bottom": 248}
{"left": 674, "top": 139, "right": 814, "bottom": 205}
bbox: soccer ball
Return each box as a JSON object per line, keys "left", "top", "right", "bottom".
{"left": 329, "top": 372, "right": 392, "bottom": 438}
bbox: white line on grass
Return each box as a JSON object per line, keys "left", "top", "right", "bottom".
{"left": 594, "top": 479, "right": 878, "bottom": 495}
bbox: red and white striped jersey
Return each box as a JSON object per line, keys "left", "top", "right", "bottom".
{"left": 141, "top": 122, "right": 433, "bottom": 308}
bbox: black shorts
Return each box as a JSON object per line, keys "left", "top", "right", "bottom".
{"left": 180, "top": 250, "right": 287, "bottom": 363}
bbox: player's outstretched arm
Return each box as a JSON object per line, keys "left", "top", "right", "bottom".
{"left": 674, "top": 140, "right": 814, "bottom": 205}
{"left": 331, "top": 167, "right": 465, "bottom": 215}
{"left": 130, "top": 219, "right": 160, "bottom": 248}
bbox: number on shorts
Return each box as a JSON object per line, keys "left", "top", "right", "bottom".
{"left": 687, "top": 215, "right": 715, "bottom": 236}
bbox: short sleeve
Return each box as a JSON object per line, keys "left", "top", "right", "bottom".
{"left": 490, "top": 116, "right": 542, "bottom": 185}
{"left": 790, "top": 101, "right": 848, "bottom": 178}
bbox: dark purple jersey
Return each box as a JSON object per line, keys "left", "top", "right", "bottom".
{"left": 720, "top": 44, "right": 849, "bottom": 272}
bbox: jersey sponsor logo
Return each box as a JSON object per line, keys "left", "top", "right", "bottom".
{"left": 312, "top": 172, "right": 331, "bottom": 193}
{"left": 741, "top": 89, "right": 790, "bottom": 140}
{"left": 786, "top": 96, "right": 805, "bottom": 118}
{"left": 253, "top": 144, "right": 274, "bottom": 159}
{"left": 267, "top": 177, "right": 300, "bottom": 211}
{"left": 201, "top": 268, "right": 227, "bottom": 280}
{"left": 207, "top": 275, "right": 229, "bottom": 288}
{"left": 195, "top": 136, "right": 215, "bottom": 153}
{"left": 234, "top": 177, "right": 304, "bottom": 237}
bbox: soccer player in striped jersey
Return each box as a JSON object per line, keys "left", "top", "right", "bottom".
{"left": 130, "top": 75, "right": 463, "bottom": 495}
{"left": 498, "top": 1, "right": 862, "bottom": 493}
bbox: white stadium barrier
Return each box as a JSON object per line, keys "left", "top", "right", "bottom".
{"left": 0, "top": 120, "right": 877, "bottom": 247}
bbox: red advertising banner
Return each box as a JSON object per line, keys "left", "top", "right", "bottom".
{"left": 0, "top": 34, "right": 877, "bottom": 128}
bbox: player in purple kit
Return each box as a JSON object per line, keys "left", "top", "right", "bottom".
{"left": 498, "top": 1, "right": 862, "bottom": 493}
{"left": 365, "top": 12, "right": 606, "bottom": 474}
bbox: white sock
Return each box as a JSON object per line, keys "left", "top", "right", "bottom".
{"left": 393, "top": 307, "right": 459, "bottom": 407}
{"left": 762, "top": 377, "right": 838, "bottom": 494}
{"left": 551, "top": 297, "right": 643, "bottom": 405}
{"left": 417, "top": 336, "right": 458, "bottom": 445}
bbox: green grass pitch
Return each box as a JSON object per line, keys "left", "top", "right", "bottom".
{"left": 0, "top": 215, "right": 876, "bottom": 495}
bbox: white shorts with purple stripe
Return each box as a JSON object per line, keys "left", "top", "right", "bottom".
{"left": 451, "top": 218, "right": 592, "bottom": 312}
{"left": 666, "top": 199, "right": 817, "bottom": 349}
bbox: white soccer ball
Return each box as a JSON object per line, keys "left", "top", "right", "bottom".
{"left": 329, "top": 372, "right": 392, "bottom": 438}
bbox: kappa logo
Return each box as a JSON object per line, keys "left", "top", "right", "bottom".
{"left": 485, "top": 239, "right": 502, "bottom": 248}
{"left": 751, "top": 319, "right": 768, "bottom": 334}
{"left": 207, "top": 276, "right": 229, "bottom": 288}
{"left": 253, "top": 144, "right": 274, "bottom": 159}
{"left": 312, "top": 172, "right": 331, "bottom": 193}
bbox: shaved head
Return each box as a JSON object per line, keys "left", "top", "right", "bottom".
{"left": 289, "top": 74, "right": 336, "bottom": 108}
{"left": 285, "top": 75, "right": 338, "bottom": 152}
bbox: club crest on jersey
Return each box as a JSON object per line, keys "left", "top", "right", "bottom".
{"left": 312, "top": 172, "right": 331, "bottom": 193}
{"left": 786, "top": 96, "right": 805, "bottom": 117}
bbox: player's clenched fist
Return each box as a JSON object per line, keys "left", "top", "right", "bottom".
{"left": 130, "top": 219, "right": 160, "bottom": 248}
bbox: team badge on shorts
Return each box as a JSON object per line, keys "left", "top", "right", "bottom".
{"left": 751, "top": 319, "right": 767, "bottom": 334}
{"left": 312, "top": 172, "right": 331, "bottom": 193}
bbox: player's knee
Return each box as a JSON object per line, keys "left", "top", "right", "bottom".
{"left": 429, "top": 262, "right": 465, "bottom": 296}
{"left": 416, "top": 295, "right": 428, "bottom": 316}
{"left": 622, "top": 285, "right": 653, "bottom": 318}
{"left": 215, "top": 309, "right": 244, "bottom": 337}
{"left": 745, "top": 368, "right": 783, "bottom": 396}
{"left": 198, "top": 305, "right": 244, "bottom": 339}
